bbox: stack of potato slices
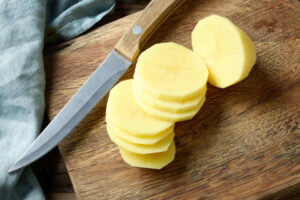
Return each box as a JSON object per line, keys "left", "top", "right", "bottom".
{"left": 133, "top": 42, "right": 208, "bottom": 122}
{"left": 106, "top": 80, "right": 176, "bottom": 169}
{"left": 106, "top": 43, "right": 208, "bottom": 169}
{"left": 105, "top": 15, "right": 256, "bottom": 169}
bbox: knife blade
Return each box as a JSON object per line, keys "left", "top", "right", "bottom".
{"left": 9, "top": 0, "right": 184, "bottom": 173}
{"left": 9, "top": 51, "right": 130, "bottom": 173}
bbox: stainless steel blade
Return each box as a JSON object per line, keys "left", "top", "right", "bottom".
{"left": 8, "top": 50, "right": 131, "bottom": 173}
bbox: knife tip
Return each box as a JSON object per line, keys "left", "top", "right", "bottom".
{"left": 8, "top": 163, "right": 22, "bottom": 174}
{"left": 8, "top": 166, "right": 17, "bottom": 174}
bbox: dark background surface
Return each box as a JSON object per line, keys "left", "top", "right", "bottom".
{"left": 32, "top": 1, "right": 300, "bottom": 199}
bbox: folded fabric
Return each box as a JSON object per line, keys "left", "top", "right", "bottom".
{"left": 45, "top": 0, "right": 115, "bottom": 44}
{"left": 0, "top": 0, "right": 115, "bottom": 199}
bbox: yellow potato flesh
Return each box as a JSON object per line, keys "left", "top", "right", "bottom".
{"left": 134, "top": 42, "right": 208, "bottom": 101}
{"left": 107, "top": 128, "right": 174, "bottom": 154}
{"left": 192, "top": 15, "right": 256, "bottom": 88}
{"left": 119, "top": 141, "right": 175, "bottom": 169}
{"left": 106, "top": 122, "right": 173, "bottom": 145}
{"left": 134, "top": 88, "right": 206, "bottom": 122}
{"left": 133, "top": 79, "right": 206, "bottom": 113}
{"left": 106, "top": 79, "right": 174, "bottom": 136}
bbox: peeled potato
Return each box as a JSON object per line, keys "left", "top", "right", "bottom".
{"left": 134, "top": 88, "right": 206, "bottom": 122}
{"left": 133, "top": 79, "right": 206, "bottom": 113}
{"left": 119, "top": 141, "right": 176, "bottom": 169}
{"left": 107, "top": 128, "right": 174, "bottom": 154}
{"left": 134, "top": 42, "right": 208, "bottom": 101}
{"left": 192, "top": 15, "right": 256, "bottom": 88}
{"left": 106, "top": 79, "right": 174, "bottom": 136}
{"left": 106, "top": 122, "right": 173, "bottom": 145}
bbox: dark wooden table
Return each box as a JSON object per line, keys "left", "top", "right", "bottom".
{"left": 33, "top": 1, "right": 300, "bottom": 199}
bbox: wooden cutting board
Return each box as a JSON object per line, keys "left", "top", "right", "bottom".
{"left": 44, "top": 0, "right": 300, "bottom": 199}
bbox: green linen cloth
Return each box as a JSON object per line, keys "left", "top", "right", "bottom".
{"left": 0, "top": 0, "right": 115, "bottom": 199}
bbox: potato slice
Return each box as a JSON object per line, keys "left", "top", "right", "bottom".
{"left": 119, "top": 141, "right": 175, "bottom": 169}
{"left": 134, "top": 88, "right": 206, "bottom": 122}
{"left": 106, "top": 122, "right": 173, "bottom": 145}
{"left": 134, "top": 42, "right": 208, "bottom": 101}
{"left": 106, "top": 79, "right": 174, "bottom": 136}
{"left": 133, "top": 79, "right": 206, "bottom": 113}
{"left": 108, "top": 128, "right": 174, "bottom": 154}
{"left": 192, "top": 15, "right": 256, "bottom": 88}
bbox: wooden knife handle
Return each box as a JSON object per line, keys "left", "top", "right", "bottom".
{"left": 114, "top": 0, "right": 184, "bottom": 61}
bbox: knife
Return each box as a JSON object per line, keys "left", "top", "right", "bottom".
{"left": 9, "top": 0, "right": 184, "bottom": 173}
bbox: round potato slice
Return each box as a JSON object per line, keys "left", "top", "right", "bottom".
{"left": 106, "top": 121, "right": 173, "bottom": 145}
{"left": 192, "top": 15, "right": 256, "bottom": 88}
{"left": 133, "top": 79, "right": 206, "bottom": 113}
{"left": 107, "top": 128, "right": 175, "bottom": 154}
{"left": 106, "top": 79, "right": 174, "bottom": 136}
{"left": 119, "top": 141, "right": 175, "bottom": 169}
{"left": 105, "top": 115, "right": 175, "bottom": 138}
{"left": 134, "top": 89, "right": 206, "bottom": 122}
{"left": 134, "top": 42, "right": 208, "bottom": 101}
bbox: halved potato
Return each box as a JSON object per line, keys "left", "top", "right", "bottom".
{"left": 134, "top": 42, "right": 208, "bottom": 101}
{"left": 119, "top": 141, "right": 175, "bottom": 169}
{"left": 133, "top": 79, "right": 206, "bottom": 113}
{"left": 106, "top": 79, "right": 174, "bottom": 136}
{"left": 107, "top": 128, "right": 174, "bottom": 154}
{"left": 106, "top": 122, "right": 173, "bottom": 145}
{"left": 134, "top": 88, "right": 206, "bottom": 122}
{"left": 192, "top": 15, "right": 256, "bottom": 88}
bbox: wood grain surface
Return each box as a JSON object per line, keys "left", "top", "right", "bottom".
{"left": 44, "top": 0, "right": 300, "bottom": 199}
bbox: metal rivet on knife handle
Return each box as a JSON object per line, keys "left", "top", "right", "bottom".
{"left": 133, "top": 26, "right": 142, "bottom": 35}
{"left": 115, "top": 0, "right": 185, "bottom": 62}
